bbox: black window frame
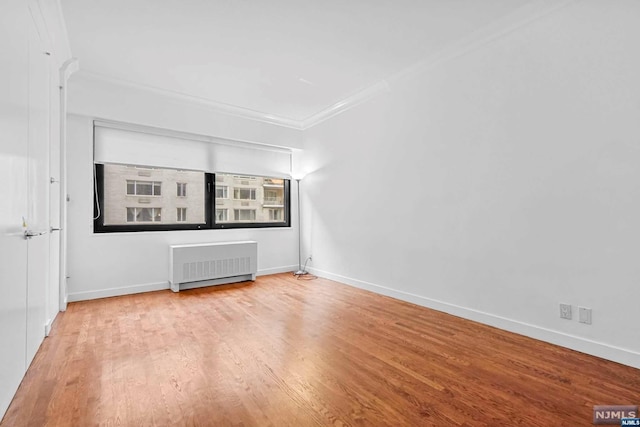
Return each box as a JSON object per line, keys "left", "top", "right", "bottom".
{"left": 93, "top": 165, "right": 291, "bottom": 233}
{"left": 211, "top": 173, "right": 291, "bottom": 230}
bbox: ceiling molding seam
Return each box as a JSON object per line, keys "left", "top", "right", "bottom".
{"left": 301, "top": 0, "right": 578, "bottom": 130}
{"left": 65, "top": 0, "right": 577, "bottom": 132}
{"left": 300, "top": 80, "right": 392, "bottom": 130}
{"left": 74, "top": 70, "right": 305, "bottom": 130}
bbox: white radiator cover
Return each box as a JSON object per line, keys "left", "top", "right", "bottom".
{"left": 169, "top": 241, "right": 257, "bottom": 292}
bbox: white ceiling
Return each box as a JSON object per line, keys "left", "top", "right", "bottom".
{"left": 61, "top": 0, "right": 533, "bottom": 124}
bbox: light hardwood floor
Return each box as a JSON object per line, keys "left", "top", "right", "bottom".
{"left": 2, "top": 273, "right": 639, "bottom": 426}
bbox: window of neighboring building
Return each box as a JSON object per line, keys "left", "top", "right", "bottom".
{"left": 176, "top": 207, "right": 187, "bottom": 222}
{"left": 216, "top": 209, "right": 228, "bottom": 222}
{"left": 127, "top": 180, "right": 161, "bottom": 196}
{"left": 177, "top": 182, "right": 187, "bottom": 197}
{"left": 264, "top": 189, "right": 283, "bottom": 205}
{"left": 216, "top": 186, "right": 228, "bottom": 199}
{"left": 268, "top": 208, "right": 283, "bottom": 221}
{"left": 126, "top": 207, "right": 162, "bottom": 222}
{"left": 234, "top": 209, "right": 256, "bottom": 221}
{"left": 233, "top": 188, "right": 256, "bottom": 200}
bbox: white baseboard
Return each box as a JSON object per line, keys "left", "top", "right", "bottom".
{"left": 258, "top": 265, "right": 298, "bottom": 276}
{"left": 308, "top": 267, "right": 640, "bottom": 370}
{"left": 45, "top": 319, "right": 52, "bottom": 337}
{"left": 67, "top": 266, "right": 298, "bottom": 303}
{"left": 67, "top": 281, "right": 170, "bottom": 302}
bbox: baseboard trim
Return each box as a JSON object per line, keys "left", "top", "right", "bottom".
{"left": 308, "top": 267, "right": 640, "bottom": 369}
{"left": 67, "top": 266, "right": 298, "bottom": 302}
{"left": 67, "top": 281, "right": 170, "bottom": 302}
{"left": 258, "top": 265, "right": 298, "bottom": 276}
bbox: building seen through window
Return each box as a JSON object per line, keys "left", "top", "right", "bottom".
{"left": 102, "top": 165, "right": 205, "bottom": 226}
{"left": 215, "top": 174, "right": 285, "bottom": 224}
{"left": 96, "top": 165, "right": 288, "bottom": 231}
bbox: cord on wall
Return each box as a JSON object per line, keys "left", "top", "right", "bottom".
{"left": 93, "top": 163, "right": 101, "bottom": 220}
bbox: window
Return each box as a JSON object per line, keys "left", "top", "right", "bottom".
{"left": 268, "top": 208, "right": 283, "bottom": 221}
{"left": 234, "top": 209, "right": 256, "bottom": 221}
{"left": 177, "top": 207, "right": 187, "bottom": 222}
{"left": 212, "top": 173, "right": 289, "bottom": 229}
{"left": 126, "top": 207, "right": 162, "bottom": 222}
{"left": 95, "top": 166, "right": 290, "bottom": 232}
{"left": 127, "top": 180, "right": 161, "bottom": 196}
{"left": 216, "top": 209, "right": 228, "bottom": 222}
{"left": 264, "top": 189, "right": 283, "bottom": 206}
{"left": 95, "top": 164, "right": 209, "bottom": 232}
{"left": 177, "top": 183, "right": 187, "bottom": 197}
{"left": 233, "top": 188, "right": 256, "bottom": 200}
{"left": 216, "top": 186, "right": 228, "bottom": 199}
{"left": 94, "top": 121, "right": 291, "bottom": 232}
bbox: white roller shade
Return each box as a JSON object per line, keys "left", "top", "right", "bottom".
{"left": 94, "top": 122, "right": 292, "bottom": 178}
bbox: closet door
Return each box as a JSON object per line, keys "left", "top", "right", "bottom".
{"left": 25, "top": 13, "right": 51, "bottom": 367}
{"left": 0, "top": 0, "right": 30, "bottom": 417}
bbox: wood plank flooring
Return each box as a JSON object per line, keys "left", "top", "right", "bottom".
{"left": 2, "top": 273, "right": 639, "bottom": 426}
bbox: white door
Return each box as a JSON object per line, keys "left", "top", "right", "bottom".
{"left": 25, "top": 18, "right": 51, "bottom": 366}
{"left": 49, "top": 94, "right": 61, "bottom": 334}
{"left": 0, "top": 1, "right": 52, "bottom": 417}
{"left": 0, "top": 0, "right": 30, "bottom": 417}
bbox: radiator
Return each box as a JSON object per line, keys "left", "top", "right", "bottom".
{"left": 169, "top": 241, "right": 257, "bottom": 292}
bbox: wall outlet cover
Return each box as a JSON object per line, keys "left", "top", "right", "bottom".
{"left": 560, "top": 303, "right": 572, "bottom": 320}
{"left": 579, "top": 306, "right": 592, "bottom": 324}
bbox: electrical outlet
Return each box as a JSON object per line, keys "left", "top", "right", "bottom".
{"left": 560, "top": 303, "right": 572, "bottom": 320}
{"left": 579, "top": 307, "right": 592, "bottom": 324}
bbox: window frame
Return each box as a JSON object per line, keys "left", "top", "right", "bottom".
{"left": 215, "top": 208, "right": 228, "bottom": 222}
{"left": 233, "top": 188, "right": 257, "bottom": 200}
{"left": 126, "top": 180, "right": 162, "bottom": 196}
{"left": 94, "top": 165, "right": 291, "bottom": 232}
{"left": 233, "top": 208, "right": 257, "bottom": 222}
{"left": 213, "top": 173, "right": 290, "bottom": 229}
{"left": 126, "top": 207, "right": 162, "bottom": 223}
{"left": 176, "top": 182, "right": 187, "bottom": 197}
{"left": 94, "top": 164, "right": 213, "bottom": 232}
{"left": 215, "top": 185, "right": 228, "bottom": 199}
{"left": 176, "top": 207, "right": 187, "bottom": 222}
{"left": 268, "top": 208, "right": 284, "bottom": 221}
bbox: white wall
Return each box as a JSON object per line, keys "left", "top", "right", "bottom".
{"left": 66, "top": 88, "right": 300, "bottom": 301}
{"left": 68, "top": 72, "right": 303, "bottom": 150}
{"left": 302, "top": 1, "right": 640, "bottom": 368}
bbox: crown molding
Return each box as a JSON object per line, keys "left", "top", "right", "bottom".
{"left": 300, "top": 81, "right": 391, "bottom": 130}
{"left": 73, "top": 70, "right": 304, "bottom": 130}
{"left": 29, "top": 0, "right": 73, "bottom": 67}
{"left": 301, "top": 0, "right": 577, "bottom": 130}
{"left": 60, "top": 58, "right": 79, "bottom": 86}
{"left": 66, "top": 0, "right": 576, "bottom": 132}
